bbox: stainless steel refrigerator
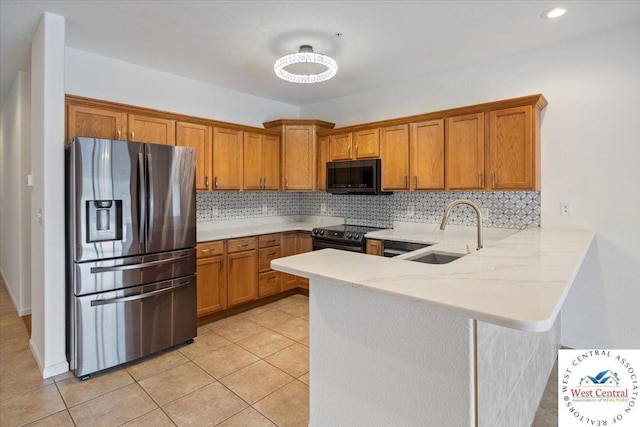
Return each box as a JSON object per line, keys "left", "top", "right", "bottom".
{"left": 66, "top": 137, "right": 197, "bottom": 379}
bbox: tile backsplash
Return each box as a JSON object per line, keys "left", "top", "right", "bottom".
{"left": 197, "top": 191, "right": 540, "bottom": 229}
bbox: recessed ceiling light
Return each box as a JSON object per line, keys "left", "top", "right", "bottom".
{"left": 541, "top": 7, "right": 566, "bottom": 19}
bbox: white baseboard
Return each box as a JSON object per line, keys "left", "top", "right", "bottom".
{"left": 29, "top": 338, "right": 70, "bottom": 379}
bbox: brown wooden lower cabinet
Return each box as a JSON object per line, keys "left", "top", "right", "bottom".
{"left": 197, "top": 231, "right": 312, "bottom": 319}
{"left": 196, "top": 242, "right": 226, "bottom": 316}
{"left": 366, "top": 239, "right": 384, "bottom": 256}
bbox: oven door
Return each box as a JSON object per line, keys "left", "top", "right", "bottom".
{"left": 312, "top": 238, "right": 365, "bottom": 253}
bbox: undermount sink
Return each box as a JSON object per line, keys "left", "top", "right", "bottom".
{"left": 407, "top": 251, "right": 465, "bottom": 264}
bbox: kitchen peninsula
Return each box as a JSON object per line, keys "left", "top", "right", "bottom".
{"left": 271, "top": 226, "right": 594, "bottom": 427}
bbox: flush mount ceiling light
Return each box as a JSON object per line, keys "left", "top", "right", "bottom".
{"left": 541, "top": 7, "right": 566, "bottom": 19}
{"left": 274, "top": 45, "right": 338, "bottom": 84}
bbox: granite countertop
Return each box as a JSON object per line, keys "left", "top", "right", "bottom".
{"left": 271, "top": 225, "right": 595, "bottom": 332}
{"left": 196, "top": 215, "right": 344, "bottom": 242}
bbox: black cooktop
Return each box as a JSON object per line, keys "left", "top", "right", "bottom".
{"left": 311, "top": 224, "right": 384, "bottom": 243}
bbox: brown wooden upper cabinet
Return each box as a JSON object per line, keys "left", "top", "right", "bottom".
{"left": 243, "top": 132, "right": 280, "bottom": 191}
{"left": 317, "top": 136, "right": 329, "bottom": 190}
{"left": 263, "top": 120, "right": 335, "bottom": 191}
{"left": 380, "top": 124, "right": 410, "bottom": 190}
{"left": 488, "top": 105, "right": 535, "bottom": 190}
{"left": 330, "top": 129, "right": 380, "bottom": 161}
{"left": 67, "top": 104, "right": 126, "bottom": 141}
{"left": 127, "top": 114, "right": 175, "bottom": 145}
{"left": 410, "top": 119, "right": 445, "bottom": 190}
{"left": 213, "top": 128, "right": 243, "bottom": 190}
{"left": 329, "top": 132, "right": 353, "bottom": 160}
{"left": 176, "top": 121, "right": 212, "bottom": 191}
{"left": 445, "top": 113, "right": 485, "bottom": 190}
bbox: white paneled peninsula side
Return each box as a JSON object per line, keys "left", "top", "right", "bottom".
{"left": 271, "top": 226, "right": 594, "bottom": 427}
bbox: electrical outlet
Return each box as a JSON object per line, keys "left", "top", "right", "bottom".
{"left": 211, "top": 206, "right": 219, "bottom": 216}
{"left": 480, "top": 207, "right": 490, "bottom": 219}
{"left": 262, "top": 204, "right": 268, "bottom": 213}
{"left": 560, "top": 202, "right": 572, "bottom": 217}
{"left": 407, "top": 206, "right": 415, "bottom": 217}
{"left": 320, "top": 203, "right": 327, "bottom": 212}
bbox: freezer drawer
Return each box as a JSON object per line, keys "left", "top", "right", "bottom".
{"left": 71, "top": 275, "right": 196, "bottom": 377}
{"left": 74, "top": 248, "right": 195, "bottom": 295}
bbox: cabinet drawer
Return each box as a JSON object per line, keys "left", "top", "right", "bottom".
{"left": 197, "top": 241, "right": 224, "bottom": 258}
{"left": 227, "top": 236, "right": 257, "bottom": 253}
{"left": 259, "top": 233, "right": 281, "bottom": 248}
{"left": 259, "top": 271, "right": 282, "bottom": 297}
{"left": 259, "top": 247, "right": 282, "bottom": 272}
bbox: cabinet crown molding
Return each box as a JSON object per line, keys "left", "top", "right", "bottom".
{"left": 316, "top": 94, "right": 547, "bottom": 136}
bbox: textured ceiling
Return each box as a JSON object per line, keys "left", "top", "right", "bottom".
{"left": 1, "top": 1, "right": 639, "bottom": 107}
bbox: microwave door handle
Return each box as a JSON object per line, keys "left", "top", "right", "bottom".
{"left": 138, "top": 152, "right": 146, "bottom": 245}
{"left": 90, "top": 281, "right": 190, "bottom": 306}
{"left": 147, "top": 152, "right": 154, "bottom": 244}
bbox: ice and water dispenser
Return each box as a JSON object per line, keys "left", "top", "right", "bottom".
{"left": 86, "top": 200, "right": 123, "bottom": 242}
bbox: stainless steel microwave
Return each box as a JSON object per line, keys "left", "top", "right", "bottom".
{"left": 326, "top": 159, "right": 389, "bottom": 195}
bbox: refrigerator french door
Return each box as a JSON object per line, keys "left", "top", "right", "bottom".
{"left": 66, "top": 137, "right": 197, "bottom": 378}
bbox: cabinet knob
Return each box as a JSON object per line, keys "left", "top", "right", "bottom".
{"left": 215, "top": 177, "right": 219, "bottom": 188}
{"left": 205, "top": 176, "right": 209, "bottom": 189}
{"left": 492, "top": 172, "right": 496, "bottom": 188}
{"left": 404, "top": 176, "right": 408, "bottom": 189}
{"left": 131, "top": 131, "right": 135, "bottom": 140}
{"left": 117, "top": 130, "right": 121, "bottom": 139}
{"left": 348, "top": 146, "right": 351, "bottom": 158}
{"left": 355, "top": 145, "right": 358, "bottom": 158}
{"left": 478, "top": 173, "right": 483, "bottom": 188}
{"left": 285, "top": 179, "right": 289, "bottom": 190}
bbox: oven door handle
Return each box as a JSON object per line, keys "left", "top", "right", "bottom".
{"left": 312, "top": 239, "right": 365, "bottom": 253}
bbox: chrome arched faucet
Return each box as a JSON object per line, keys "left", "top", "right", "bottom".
{"left": 439, "top": 199, "right": 483, "bottom": 250}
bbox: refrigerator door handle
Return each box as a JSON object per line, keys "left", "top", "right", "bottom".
{"left": 89, "top": 253, "right": 190, "bottom": 274}
{"left": 90, "top": 281, "right": 190, "bottom": 306}
{"left": 138, "top": 152, "right": 146, "bottom": 244}
{"left": 147, "top": 152, "right": 154, "bottom": 244}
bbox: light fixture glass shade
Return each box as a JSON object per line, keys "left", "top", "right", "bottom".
{"left": 274, "top": 45, "right": 338, "bottom": 84}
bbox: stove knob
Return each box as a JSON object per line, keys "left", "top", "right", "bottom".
{"left": 312, "top": 229, "right": 317, "bottom": 235}
{"left": 319, "top": 230, "right": 325, "bottom": 236}
{"left": 354, "top": 233, "right": 360, "bottom": 239}
{"left": 346, "top": 232, "right": 352, "bottom": 239}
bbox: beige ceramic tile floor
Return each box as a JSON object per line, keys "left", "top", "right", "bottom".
{"left": 0, "top": 276, "right": 557, "bottom": 426}
{"left": 0, "top": 277, "right": 309, "bottom": 427}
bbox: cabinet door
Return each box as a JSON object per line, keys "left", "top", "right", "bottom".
{"left": 128, "top": 114, "right": 175, "bottom": 145}
{"left": 281, "top": 233, "right": 298, "bottom": 291}
{"left": 283, "top": 126, "right": 315, "bottom": 190}
{"left": 366, "top": 239, "right": 383, "bottom": 256}
{"left": 67, "top": 104, "right": 126, "bottom": 141}
{"left": 296, "top": 232, "right": 312, "bottom": 289}
{"left": 196, "top": 255, "right": 226, "bottom": 316}
{"left": 410, "top": 119, "right": 445, "bottom": 190}
{"left": 353, "top": 129, "right": 380, "bottom": 158}
{"left": 243, "top": 132, "right": 263, "bottom": 190}
{"left": 262, "top": 135, "right": 280, "bottom": 191}
{"left": 489, "top": 106, "right": 534, "bottom": 189}
{"left": 213, "top": 128, "right": 243, "bottom": 190}
{"left": 380, "top": 125, "right": 410, "bottom": 190}
{"left": 445, "top": 113, "right": 484, "bottom": 190}
{"left": 317, "top": 136, "right": 329, "bottom": 190}
{"left": 176, "top": 121, "right": 212, "bottom": 191}
{"left": 329, "top": 133, "right": 353, "bottom": 160}
{"left": 227, "top": 250, "right": 258, "bottom": 306}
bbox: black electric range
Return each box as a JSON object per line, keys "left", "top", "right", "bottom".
{"left": 311, "top": 224, "right": 384, "bottom": 253}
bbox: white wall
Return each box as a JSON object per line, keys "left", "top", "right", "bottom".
{"left": 0, "top": 71, "right": 31, "bottom": 315}
{"left": 30, "top": 12, "right": 68, "bottom": 378}
{"left": 65, "top": 48, "right": 299, "bottom": 128}
{"left": 302, "top": 24, "right": 640, "bottom": 349}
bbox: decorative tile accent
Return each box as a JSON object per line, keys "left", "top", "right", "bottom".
{"left": 196, "top": 191, "right": 540, "bottom": 230}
